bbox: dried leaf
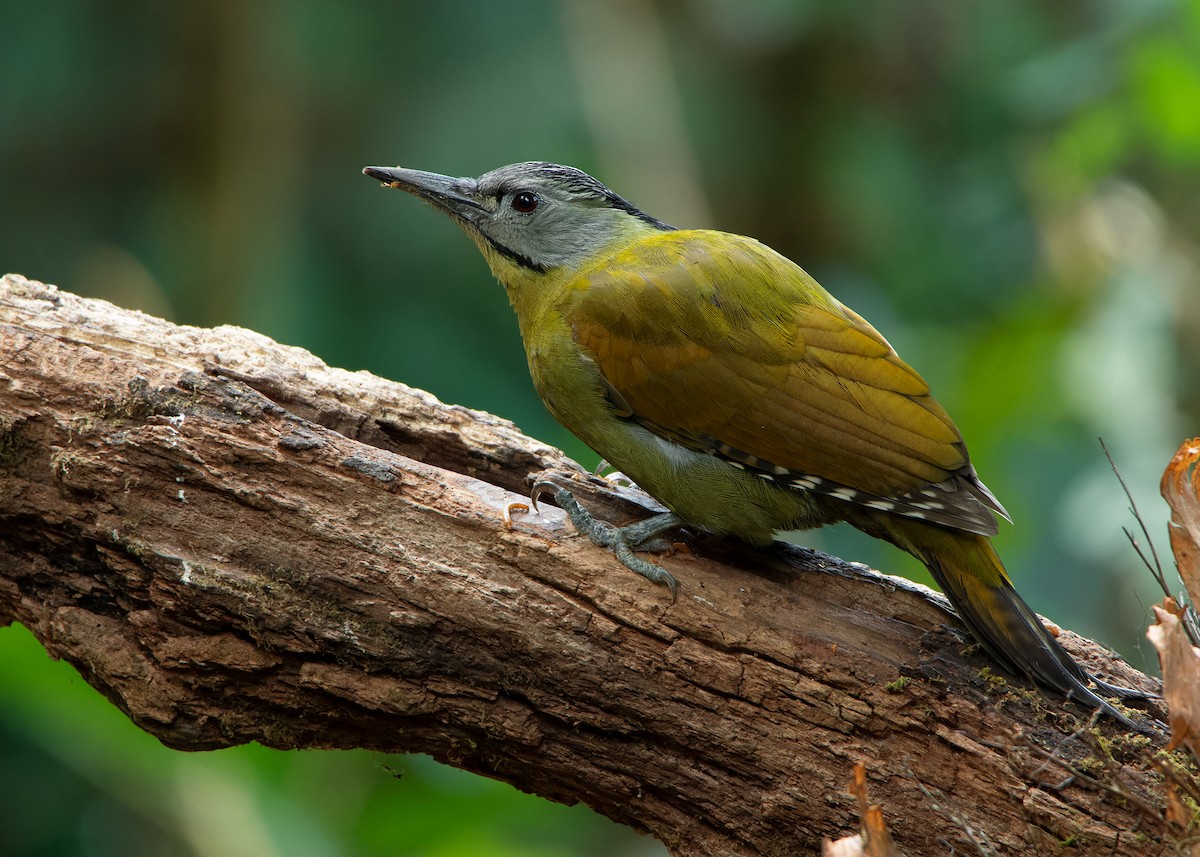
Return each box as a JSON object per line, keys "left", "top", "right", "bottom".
{"left": 1161, "top": 439, "right": 1200, "bottom": 607}
{"left": 1147, "top": 598, "right": 1200, "bottom": 760}
{"left": 847, "top": 761, "right": 898, "bottom": 857}
{"left": 1163, "top": 778, "right": 1192, "bottom": 832}
{"left": 822, "top": 833, "right": 864, "bottom": 857}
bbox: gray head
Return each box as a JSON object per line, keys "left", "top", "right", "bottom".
{"left": 363, "top": 161, "right": 673, "bottom": 274}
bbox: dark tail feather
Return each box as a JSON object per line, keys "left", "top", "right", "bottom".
{"left": 868, "top": 514, "right": 1145, "bottom": 729}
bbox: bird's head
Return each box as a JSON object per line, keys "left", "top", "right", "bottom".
{"left": 363, "top": 162, "right": 673, "bottom": 278}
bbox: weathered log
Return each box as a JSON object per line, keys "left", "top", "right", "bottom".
{"left": 0, "top": 273, "right": 1169, "bottom": 855}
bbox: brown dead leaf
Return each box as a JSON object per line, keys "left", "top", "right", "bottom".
{"left": 820, "top": 762, "right": 898, "bottom": 857}
{"left": 822, "top": 834, "right": 864, "bottom": 857}
{"left": 1161, "top": 439, "right": 1200, "bottom": 607}
{"left": 1147, "top": 598, "right": 1200, "bottom": 761}
{"left": 1163, "top": 777, "right": 1192, "bottom": 832}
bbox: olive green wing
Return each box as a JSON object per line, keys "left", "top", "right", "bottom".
{"left": 566, "top": 229, "right": 1007, "bottom": 535}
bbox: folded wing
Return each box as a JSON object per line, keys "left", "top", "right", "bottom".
{"left": 566, "top": 230, "right": 1008, "bottom": 535}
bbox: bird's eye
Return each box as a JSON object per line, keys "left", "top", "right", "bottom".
{"left": 510, "top": 191, "right": 540, "bottom": 214}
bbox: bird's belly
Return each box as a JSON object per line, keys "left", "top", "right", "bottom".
{"left": 584, "top": 421, "right": 833, "bottom": 544}
{"left": 524, "top": 342, "right": 830, "bottom": 541}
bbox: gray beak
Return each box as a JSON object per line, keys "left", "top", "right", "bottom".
{"left": 362, "top": 165, "right": 485, "bottom": 224}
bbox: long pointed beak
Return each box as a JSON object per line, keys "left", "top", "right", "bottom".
{"left": 362, "top": 165, "right": 486, "bottom": 224}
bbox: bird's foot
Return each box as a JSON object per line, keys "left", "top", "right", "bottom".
{"left": 531, "top": 480, "right": 683, "bottom": 598}
{"left": 591, "top": 459, "right": 636, "bottom": 488}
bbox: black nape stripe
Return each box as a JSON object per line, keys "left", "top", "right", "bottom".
{"left": 484, "top": 234, "right": 548, "bottom": 273}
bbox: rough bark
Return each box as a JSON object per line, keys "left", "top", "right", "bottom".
{"left": 0, "top": 273, "right": 1173, "bottom": 855}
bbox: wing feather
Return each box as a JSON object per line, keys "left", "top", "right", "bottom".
{"left": 567, "top": 230, "right": 1006, "bottom": 533}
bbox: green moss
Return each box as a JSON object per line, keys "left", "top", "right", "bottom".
{"left": 976, "top": 666, "right": 1008, "bottom": 689}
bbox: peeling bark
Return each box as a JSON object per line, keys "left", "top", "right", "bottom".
{"left": 0, "top": 274, "right": 1173, "bottom": 855}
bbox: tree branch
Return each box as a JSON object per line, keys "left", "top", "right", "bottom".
{"left": 0, "top": 273, "right": 1170, "bottom": 855}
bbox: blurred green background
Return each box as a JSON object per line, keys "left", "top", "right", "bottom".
{"left": 2, "top": 1, "right": 1198, "bottom": 854}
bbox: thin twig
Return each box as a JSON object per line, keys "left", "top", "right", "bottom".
{"left": 1012, "top": 724, "right": 1164, "bottom": 829}
{"left": 1101, "top": 438, "right": 1200, "bottom": 646}
{"left": 1102, "top": 438, "right": 1166, "bottom": 588}
{"left": 902, "top": 761, "right": 998, "bottom": 857}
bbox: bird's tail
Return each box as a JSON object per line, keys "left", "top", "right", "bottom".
{"left": 858, "top": 512, "right": 1142, "bottom": 728}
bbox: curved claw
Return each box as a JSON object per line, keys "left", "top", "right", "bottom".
{"left": 610, "top": 538, "right": 677, "bottom": 600}
{"left": 529, "top": 478, "right": 562, "bottom": 513}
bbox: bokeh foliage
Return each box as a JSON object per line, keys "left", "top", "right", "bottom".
{"left": 2, "top": 1, "right": 1198, "bottom": 854}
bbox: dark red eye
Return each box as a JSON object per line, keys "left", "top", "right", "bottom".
{"left": 511, "top": 191, "right": 539, "bottom": 214}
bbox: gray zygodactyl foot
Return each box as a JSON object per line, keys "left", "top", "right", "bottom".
{"left": 531, "top": 480, "right": 683, "bottom": 598}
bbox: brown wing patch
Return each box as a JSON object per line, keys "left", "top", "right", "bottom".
{"left": 567, "top": 230, "right": 1005, "bottom": 532}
